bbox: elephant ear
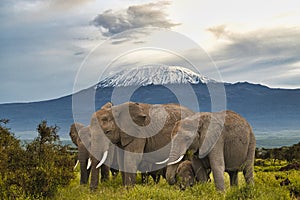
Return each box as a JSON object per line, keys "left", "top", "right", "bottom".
{"left": 69, "top": 123, "right": 85, "bottom": 146}
{"left": 114, "top": 102, "right": 148, "bottom": 147}
{"left": 198, "top": 112, "right": 225, "bottom": 158}
{"left": 129, "top": 102, "right": 149, "bottom": 126}
{"left": 78, "top": 126, "right": 91, "bottom": 150}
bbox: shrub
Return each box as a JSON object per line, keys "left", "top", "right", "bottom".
{"left": 0, "top": 120, "right": 75, "bottom": 199}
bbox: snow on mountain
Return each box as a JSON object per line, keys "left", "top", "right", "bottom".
{"left": 96, "top": 66, "right": 215, "bottom": 88}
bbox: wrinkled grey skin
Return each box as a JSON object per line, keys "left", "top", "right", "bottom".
{"left": 166, "top": 110, "right": 256, "bottom": 191}
{"left": 176, "top": 160, "right": 195, "bottom": 190}
{"left": 69, "top": 123, "right": 109, "bottom": 190}
{"left": 90, "top": 102, "right": 194, "bottom": 186}
{"left": 191, "top": 155, "right": 211, "bottom": 183}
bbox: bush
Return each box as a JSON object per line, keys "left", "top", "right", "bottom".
{"left": 0, "top": 120, "right": 75, "bottom": 199}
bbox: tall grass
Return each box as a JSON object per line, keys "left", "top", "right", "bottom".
{"left": 55, "top": 168, "right": 299, "bottom": 200}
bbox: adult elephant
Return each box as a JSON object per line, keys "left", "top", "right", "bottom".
{"left": 90, "top": 101, "right": 194, "bottom": 186}
{"left": 69, "top": 123, "right": 110, "bottom": 190}
{"left": 164, "top": 110, "right": 256, "bottom": 191}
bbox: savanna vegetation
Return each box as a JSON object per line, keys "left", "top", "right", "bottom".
{"left": 0, "top": 120, "right": 74, "bottom": 199}
{"left": 1, "top": 119, "right": 299, "bottom": 199}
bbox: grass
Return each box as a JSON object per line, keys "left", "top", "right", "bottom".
{"left": 54, "top": 164, "right": 300, "bottom": 200}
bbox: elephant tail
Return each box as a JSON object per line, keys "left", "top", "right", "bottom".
{"left": 243, "top": 130, "right": 256, "bottom": 184}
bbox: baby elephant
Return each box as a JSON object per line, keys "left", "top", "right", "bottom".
{"left": 176, "top": 160, "right": 195, "bottom": 190}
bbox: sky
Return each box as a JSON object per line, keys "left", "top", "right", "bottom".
{"left": 1, "top": 0, "right": 300, "bottom": 103}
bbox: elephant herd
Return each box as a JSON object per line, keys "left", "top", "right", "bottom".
{"left": 69, "top": 102, "right": 256, "bottom": 191}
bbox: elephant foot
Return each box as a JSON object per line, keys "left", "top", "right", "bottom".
{"left": 123, "top": 173, "right": 136, "bottom": 186}
{"left": 90, "top": 186, "right": 98, "bottom": 192}
{"left": 101, "top": 177, "right": 109, "bottom": 182}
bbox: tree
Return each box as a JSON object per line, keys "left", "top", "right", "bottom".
{"left": 37, "top": 120, "right": 60, "bottom": 144}
{"left": 0, "top": 120, "right": 75, "bottom": 199}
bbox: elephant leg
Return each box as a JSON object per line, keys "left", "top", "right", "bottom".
{"left": 87, "top": 165, "right": 91, "bottom": 180}
{"left": 122, "top": 138, "right": 145, "bottom": 186}
{"left": 152, "top": 172, "right": 160, "bottom": 184}
{"left": 90, "top": 160, "right": 99, "bottom": 191}
{"left": 192, "top": 156, "right": 210, "bottom": 183}
{"left": 123, "top": 151, "right": 142, "bottom": 186}
{"left": 244, "top": 132, "right": 255, "bottom": 185}
{"left": 141, "top": 172, "right": 148, "bottom": 184}
{"left": 228, "top": 171, "right": 238, "bottom": 186}
{"left": 123, "top": 172, "right": 137, "bottom": 186}
{"left": 243, "top": 164, "right": 254, "bottom": 185}
{"left": 100, "top": 164, "right": 110, "bottom": 181}
{"left": 150, "top": 170, "right": 161, "bottom": 184}
{"left": 210, "top": 163, "right": 225, "bottom": 191}
{"left": 243, "top": 138, "right": 255, "bottom": 185}
{"left": 209, "top": 147, "right": 225, "bottom": 191}
{"left": 79, "top": 160, "right": 89, "bottom": 184}
{"left": 110, "top": 168, "right": 119, "bottom": 179}
{"left": 121, "top": 171, "right": 126, "bottom": 185}
{"left": 116, "top": 147, "right": 125, "bottom": 185}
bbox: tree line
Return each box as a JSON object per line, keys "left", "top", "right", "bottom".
{"left": 256, "top": 142, "right": 300, "bottom": 162}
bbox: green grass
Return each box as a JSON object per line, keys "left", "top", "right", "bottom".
{"left": 54, "top": 167, "right": 300, "bottom": 200}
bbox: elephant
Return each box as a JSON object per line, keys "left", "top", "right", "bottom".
{"left": 69, "top": 123, "right": 110, "bottom": 190}
{"left": 90, "top": 101, "right": 194, "bottom": 186}
{"left": 176, "top": 160, "right": 195, "bottom": 190}
{"left": 164, "top": 110, "right": 256, "bottom": 191}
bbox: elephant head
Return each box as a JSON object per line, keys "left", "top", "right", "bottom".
{"left": 92, "top": 101, "right": 149, "bottom": 149}
{"left": 165, "top": 112, "right": 224, "bottom": 185}
{"left": 176, "top": 160, "right": 195, "bottom": 190}
{"left": 90, "top": 102, "right": 114, "bottom": 168}
{"left": 69, "top": 122, "right": 85, "bottom": 147}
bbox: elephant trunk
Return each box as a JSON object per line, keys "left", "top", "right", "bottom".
{"left": 166, "top": 163, "right": 179, "bottom": 185}
{"left": 167, "top": 145, "right": 186, "bottom": 166}
{"left": 90, "top": 126, "right": 110, "bottom": 165}
{"left": 165, "top": 143, "right": 187, "bottom": 185}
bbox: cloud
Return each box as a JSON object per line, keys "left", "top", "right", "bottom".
{"left": 91, "top": 1, "right": 179, "bottom": 37}
{"left": 207, "top": 25, "right": 300, "bottom": 88}
{"left": 207, "top": 25, "right": 228, "bottom": 39}
{"left": 47, "top": 0, "right": 92, "bottom": 11}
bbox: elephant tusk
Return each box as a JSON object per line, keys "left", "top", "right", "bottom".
{"left": 167, "top": 155, "right": 184, "bottom": 166}
{"left": 73, "top": 160, "right": 79, "bottom": 170}
{"left": 87, "top": 158, "right": 92, "bottom": 170}
{"left": 96, "top": 151, "right": 108, "bottom": 169}
{"left": 155, "top": 158, "right": 169, "bottom": 165}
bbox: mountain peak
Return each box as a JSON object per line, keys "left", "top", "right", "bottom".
{"left": 96, "top": 65, "right": 215, "bottom": 88}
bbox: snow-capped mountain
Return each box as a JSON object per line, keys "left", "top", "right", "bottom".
{"left": 1, "top": 65, "right": 300, "bottom": 148}
{"left": 96, "top": 66, "right": 215, "bottom": 88}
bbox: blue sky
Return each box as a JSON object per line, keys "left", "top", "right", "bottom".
{"left": 1, "top": 0, "right": 300, "bottom": 103}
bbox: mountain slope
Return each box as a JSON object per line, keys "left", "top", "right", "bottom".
{"left": 0, "top": 66, "right": 299, "bottom": 148}
{"left": 96, "top": 66, "right": 214, "bottom": 88}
